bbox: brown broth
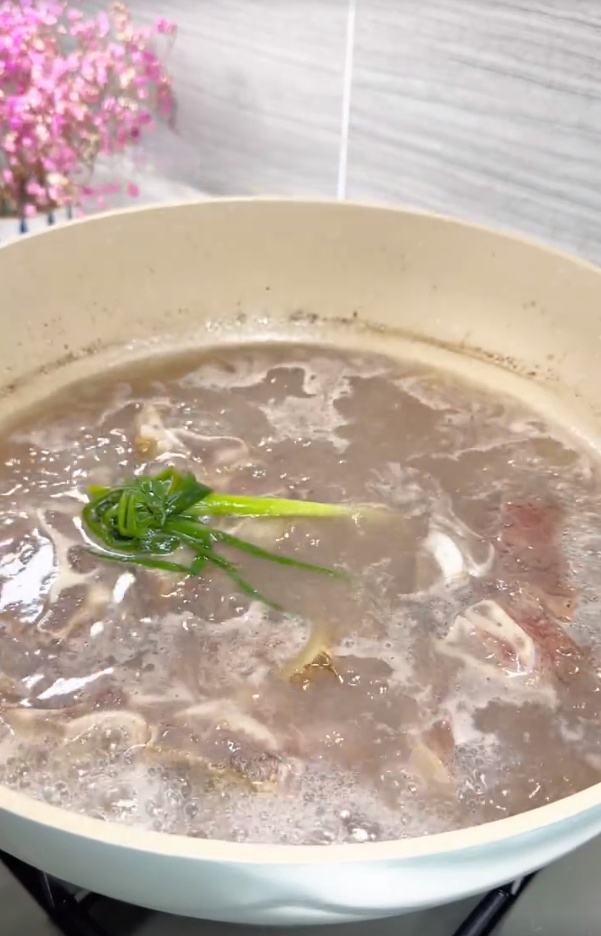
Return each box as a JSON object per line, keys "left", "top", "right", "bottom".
{"left": 0, "top": 342, "right": 599, "bottom": 844}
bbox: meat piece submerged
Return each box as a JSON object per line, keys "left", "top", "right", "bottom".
{"left": 408, "top": 718, "right": 455, "bottom": 793}
{"left": 497, "top": 501, "right": 564, "bottom": 572}
{"left": 439, "top": 499, "right": 598, "bottom": 703}
{"left": 436, "top": 600, "right": 539, "bottom": 684}
{"left": 496, "top": 500, "right": 576, "bottom": 621}
{"left": 147, "top": 702, "right": 291, "bottom": 793}
{"left": 494, "top": 501, "right": 594, "bottom": 686}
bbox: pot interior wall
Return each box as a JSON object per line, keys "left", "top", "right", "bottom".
{"left": 1, "top": 197, "right": 600, "bottom": 432}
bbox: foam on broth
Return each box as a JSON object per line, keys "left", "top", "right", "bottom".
{"left": 0, "top": 341, "right": 600, "bottom": 845}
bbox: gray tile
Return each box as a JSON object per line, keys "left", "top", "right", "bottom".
{"left": 347, "top": 0, "right": 601, "bottom": 262}
{"left": 0, "top": 863, "right": 58, "bottom": 936}
{"left": 83, "top": 0, "right": 350, "bottom": 198}
{"left": 495, "top": 835, "right": 601, "bottom": 936}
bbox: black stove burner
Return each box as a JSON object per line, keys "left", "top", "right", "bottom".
{"left": 451, "top": 877, "right": 535, "bottom": 936}
{"left": 0, "top": 850, "right": 148, "bottom": 936}
{"left": 0, "top": 848, "right": 536, "bottom": 936}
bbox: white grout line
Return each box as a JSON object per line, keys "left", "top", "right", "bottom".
{"left": 336, "top": 0, "right": 357, "bottom": 201}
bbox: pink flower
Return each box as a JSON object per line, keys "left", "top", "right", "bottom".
{"left": 155, "top": 17, "right": 176, "bottom": 35}
{"left": 0, "top": 0, "right": 177, "bottom": 217}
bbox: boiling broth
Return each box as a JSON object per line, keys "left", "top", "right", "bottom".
{"left": 0, "top": 342, "right": 600, "bottom": 845}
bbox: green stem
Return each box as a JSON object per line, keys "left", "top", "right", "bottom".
{"left": 85, "top": 550, "right": 197, "bottom": 575}
{"left": 166, "top": 517, "right": 346, "bottom": 578}
{"left": 205, "top": 552, "right": 283, "bottom": 611}
{"left": 185, "top": 492, "right": 357, "bottom": 519}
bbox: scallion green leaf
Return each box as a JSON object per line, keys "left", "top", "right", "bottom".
{"left": 80, "top": 467, "right": 358, "bottom": 609}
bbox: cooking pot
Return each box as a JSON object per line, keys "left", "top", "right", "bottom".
{"left": 1, "top": 198, "right": 601, "bottom": 927}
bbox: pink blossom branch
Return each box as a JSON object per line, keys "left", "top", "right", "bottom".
{"left": 0, "top": 0, "right": 177, "bottom": 216}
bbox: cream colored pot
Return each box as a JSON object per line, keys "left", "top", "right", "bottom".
{"left": 1, "top": 199, "right": 601, "bottom": 926}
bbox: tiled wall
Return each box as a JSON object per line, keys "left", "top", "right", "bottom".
{"left": 87, "top": 0, "right": 601, "bottom": 262}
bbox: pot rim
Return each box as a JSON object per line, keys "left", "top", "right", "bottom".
{"left": 2, "top": 195, "right": 600, "bottom": 865}
{"left": 1, "top": 193, "right": 599, "bottom": 277}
